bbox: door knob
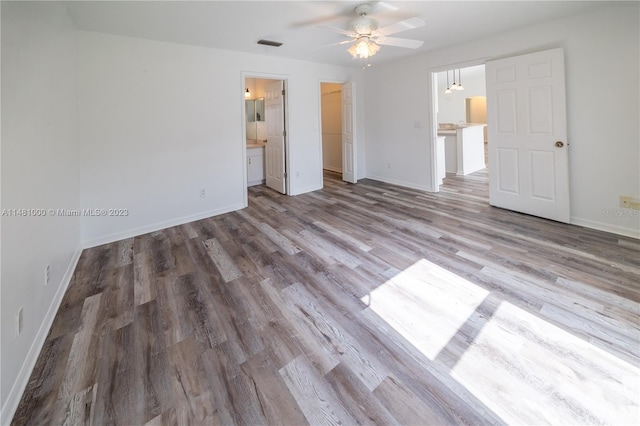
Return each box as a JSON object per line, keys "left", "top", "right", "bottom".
{"left": 555, "top": 141, "right": 564, "bottom": 148}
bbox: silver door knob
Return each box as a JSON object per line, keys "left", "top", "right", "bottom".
{"left": 555, "top": 141, "right": 564, "bottom": 148}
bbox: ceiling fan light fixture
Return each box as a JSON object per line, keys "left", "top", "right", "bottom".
{"left": 348, "top": 38, "right": 379, "bottom": 59}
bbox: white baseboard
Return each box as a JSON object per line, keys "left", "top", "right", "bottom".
{"left": 82, "top": 203, "right": 245, "bottom": 248}
{"left": 0, "top": 248, "right": 82, "bottom": 426}
{"left": 571, "top": 216, "right": 640, "bottom": 239}
{"left": 365, "top": 174, "right": 432, "bottom": 192}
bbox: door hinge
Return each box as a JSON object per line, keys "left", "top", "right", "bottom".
{"left": 283, "top": 129, "right": 287, "bottom": 137}
{"left": 282, "top": 89, "right": 286, "bottom": 96}
{"left": 284, "top": 172, "right": 288, "bottom": 179}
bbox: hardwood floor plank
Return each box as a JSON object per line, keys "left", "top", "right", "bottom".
{"left": 166, "top": 335, "right": 218, "bottom": 424}
{"left": 372, "top": 375, "right": 444, "bottom": 425}
{"left": 282, "top": 282, "right": 390, "bottom": 391}
{"left": 202, "top": 237, "right": 243, "bottom": 283}
{"left": 57, "top": 293, "right": 102, "bottom": 401}
{"left": 241, "top": 349, "right": 309, "bottom": 425}
{"left": 323, "top": 363, "right": 398, "bottom": 425}
{"left": 59, "top": 383, "right": 98, "bottom": 426}
{"left": 133, "top": 252, "right": 154, "bottom": 306}
{"left": 279, "top": 355, "right": 354, "bottom": 425}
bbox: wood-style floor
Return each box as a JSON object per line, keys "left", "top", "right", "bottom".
{"left": 13, "top": 170, "right": 640, "bottom": 425}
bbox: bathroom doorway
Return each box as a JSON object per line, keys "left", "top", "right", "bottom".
{"left": 242, "top": 75, "right": 289, "bottom": 198}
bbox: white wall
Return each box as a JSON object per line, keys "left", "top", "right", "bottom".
{"left": 78, "top": 31, "right": 365, "bottom": 246}
{"left": 321, "top": 83, "right": 342, "bottom": 173}
{"left": 365, "top": 3, "right": 640, "bottom": 237}
{"left": 1, "top": 2, "right": 82, "bottom": 422}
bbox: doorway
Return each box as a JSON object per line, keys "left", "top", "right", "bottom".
{"left": 432, "top": 64, "right": 488, "bottom": 192}
{"left": 319, "top": 80, "right": 357, "bottom": 185}
{"left": 429, "top": 49, "right": 570, "bottom": 223}
{"left": 320, "top": 82, "right": 343, "bottom": 181}
{"left": 243, "top": 75, "right": 289, "bottom": 198}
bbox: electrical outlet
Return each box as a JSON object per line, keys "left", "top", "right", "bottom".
{"left": 620, "top": 196, "right": 640, "bottom": 210}
{"left": 200, "top": 189, "right": 206, "bottom": 198}
{"left": 16, "top": 307, "right": 23, "bottom": 337}
{"left": 45, "top": 264, "right": 50, "bottom": 286}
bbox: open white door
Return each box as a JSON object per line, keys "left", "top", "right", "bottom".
{"left": 486, "top": 48, "right": 570, "bottom": 222}
{"left": 265, "top": 80, "right": 286, "bottom": 194}
{"left": 341, "top": 82, "right": 357, "bottom": 184}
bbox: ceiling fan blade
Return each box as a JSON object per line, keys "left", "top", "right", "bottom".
{"left": 374, "top": 17, "right": 425, "bottom": 36}
{"left": 375, "top": 1, "right": 399, "bottom": 12}
{"left": 375, "top": 36, "right": 424, "bottom": 49}
{"left": 316, "top": 39, "right": 354, "bottom": 50}
{"left": 321, "top": 25, "right": 356, "bottom": 37}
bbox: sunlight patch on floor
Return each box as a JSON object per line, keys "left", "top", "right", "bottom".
{"left": 451, "top": 301, "right": 640, "bottom": 424}
{"left": 363, "top": 258, "right": 640, "bottom": 424}
{"left": 362, "top": 258, "right": 489, "bottom": 360}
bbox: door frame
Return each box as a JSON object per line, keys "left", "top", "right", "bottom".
{"left": 241, "top": 72, "right": 290, "bottom": 206}
{"left": 427, "top": 58, "right": 489, "bottom": 192}
{"left": 317, "top": 79, "right": 346, "bottom": 186}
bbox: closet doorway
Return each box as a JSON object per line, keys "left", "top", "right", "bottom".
{"left": 320, "top": 82, "right": 343, "bottom": 181}
{"left": 319, "top": 81, "right": 357, "bottom": 185}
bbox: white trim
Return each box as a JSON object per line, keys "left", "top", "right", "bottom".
{"left": 366, "top": 175, "right": 431, "bottom": 192}
{"left": 571, "top": 216, "right": 640, "bottom": 240}
{"left": 1, "top": 248, "right": 82, "bottom": 426}
{"left": 240, "top": 73, "right": 249, "bottom": 208}
{"left": 82, "top": 203, "right": 244, "bottom": 248}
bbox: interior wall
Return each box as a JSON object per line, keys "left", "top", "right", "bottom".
{"left": 365, "top": 3, "right": 640, "bottom": 237}
{"left": 1, "top": 2, "right": 82, "bottom": 422}
{"left": 78, "top": 31, "right": 364, "bottom": 246}
{"left": 321, "top": 83, "right": 342, "bottom": 173}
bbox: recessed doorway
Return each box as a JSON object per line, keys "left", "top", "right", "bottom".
{"left": 320, "top": 82, "right": 343, "bottom": 181}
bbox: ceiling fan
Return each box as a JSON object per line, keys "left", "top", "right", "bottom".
{"left": 326, "top": 3, "right": 425, "bottom": 61}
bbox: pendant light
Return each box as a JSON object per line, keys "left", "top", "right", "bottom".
{"left": 445, "top": 70, "right": 452, "bottom": 94}
{"left": 245, "top": 88, "right": 251, "bottom": 99}
{"left": 456, "top": 69, "right": 464, "bottom": 91}
{"left": 450, "top": 70, "right": 458, "bottom": 90}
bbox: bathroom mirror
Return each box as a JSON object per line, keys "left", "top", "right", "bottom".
{"left": 246, "top": 97, "right": 265, "bottom": 141}
{"left": 246, "top": 98, "right": 264, "bottom": 122}
{"left": 255, "top": 98, "right": 264, "bottom": 122}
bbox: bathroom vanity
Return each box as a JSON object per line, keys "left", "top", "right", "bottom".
{"left": 247, "top": 141, "right": 265, "bottom": 186}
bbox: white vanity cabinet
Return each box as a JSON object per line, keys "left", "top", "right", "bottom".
{"left": 247, "top": 146, "right": 265, "bottom": 186}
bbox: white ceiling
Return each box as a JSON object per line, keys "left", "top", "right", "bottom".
{"left": 64, "top": 1, "right": 612, "bottom": 68}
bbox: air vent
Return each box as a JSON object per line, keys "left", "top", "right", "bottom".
{"left": 257, "top": 39, "right": 283, "bottom": 47}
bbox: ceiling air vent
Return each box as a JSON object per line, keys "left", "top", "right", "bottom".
{"left": 257, "top": 39, "right": 283, "bottom": 47}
